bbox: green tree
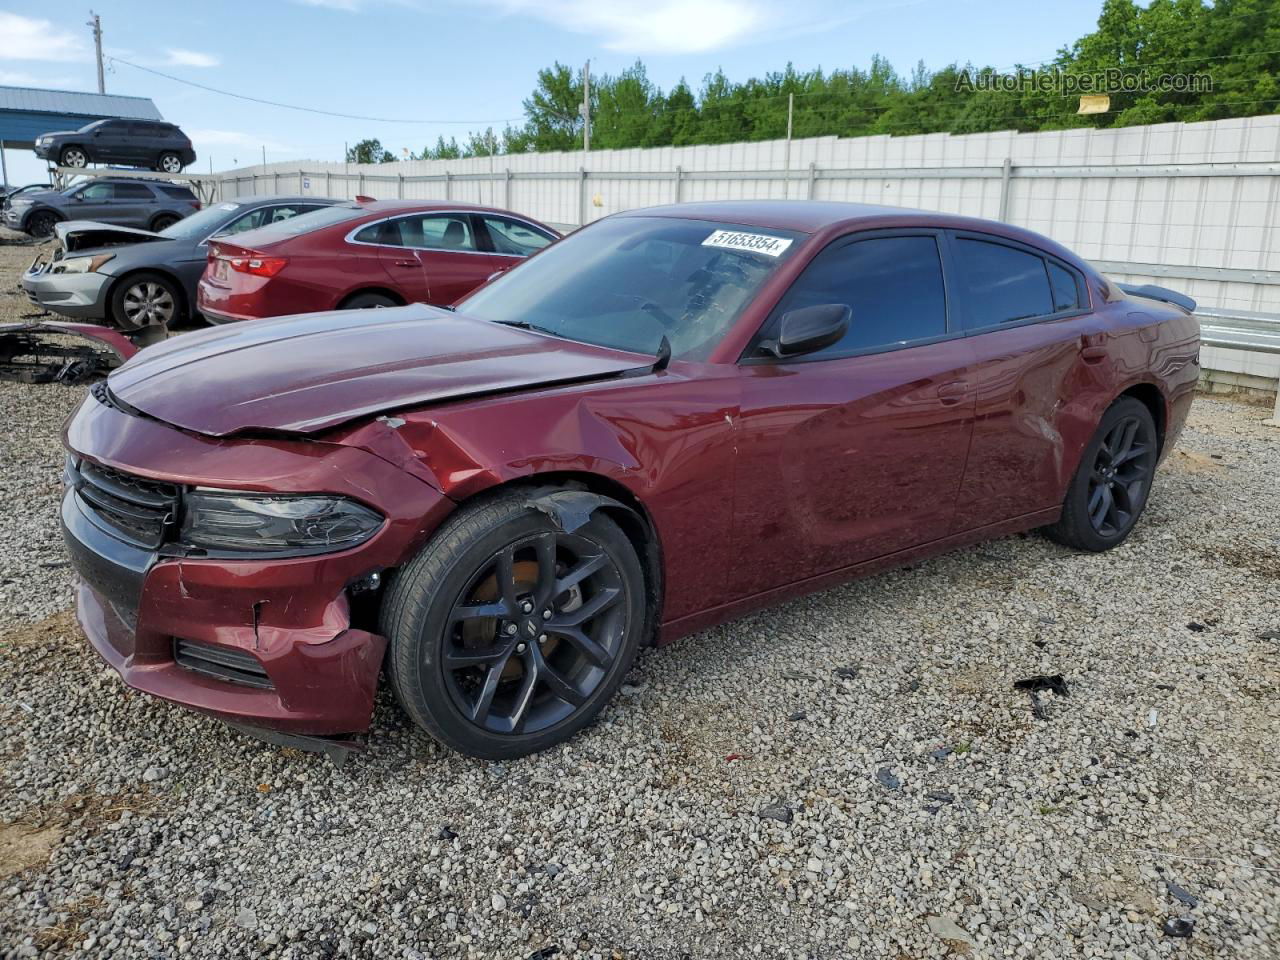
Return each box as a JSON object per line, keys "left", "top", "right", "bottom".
{"left": 346, "top": 138, "right": 395, "bottom": 163}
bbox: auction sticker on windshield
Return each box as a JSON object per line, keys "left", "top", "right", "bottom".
{"left": 702, "top": 229, "right": 793, "bottom": 257}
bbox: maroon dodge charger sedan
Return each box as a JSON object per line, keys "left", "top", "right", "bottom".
{"left": 196, "top": 200, "right": 559, "bottom": 323}
{"left": 62, "top": 201, "right": 1199, "bottom": 758}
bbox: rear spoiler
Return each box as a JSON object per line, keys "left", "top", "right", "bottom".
{"left": 1117, "top": 283, "right": 1196, "bottom": 314}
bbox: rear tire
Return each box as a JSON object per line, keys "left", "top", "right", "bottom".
{"left": 1045, "top": 396, "right": 1158, "bottom": 552}
{"left": 380, "top": 492, "right": 646, "bottom": 759}
{"left": 150, "top": 213, "right": 180, "bottom": 232}
{"left": 341, "top": 292, "right": 397, "bottom": 309}
{"left": 27, "top": 211, "right": 59, "bottom": 239}
{"left": 59, "top": 147, "right": 88, "bottom": 168}
{"left": 157, "top": 152, "right": 184, "bottom": 174}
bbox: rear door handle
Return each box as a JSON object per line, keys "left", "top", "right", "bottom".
{"left": 1081, "top": 346, "right": 1107, "bottom": 363}
{"left": 936, "top": 380, "right": 969, "bottom": 405}
{"left": 392, "top": 260, "right": 418, "bottom": 268}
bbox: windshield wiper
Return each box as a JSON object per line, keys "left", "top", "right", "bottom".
{"left": 492, "top": 319, "right": 559, "bottom": 337}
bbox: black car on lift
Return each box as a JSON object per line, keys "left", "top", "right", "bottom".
{"left": 33, "top": 119, "right": 196, "bottom": 173}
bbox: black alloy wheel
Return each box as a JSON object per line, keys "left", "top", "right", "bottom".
{"left": 1047, "top": 396, "right": 1158, "bottom": 551}
{"left": 381, "top": 493, "right": 645, "bottom": 758}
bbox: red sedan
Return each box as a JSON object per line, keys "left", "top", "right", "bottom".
{"left": 196, "top": 200, "right": 559, "bottom": 322}
{"left": 62, "top": 201, "right": 1199, "bottom": 759}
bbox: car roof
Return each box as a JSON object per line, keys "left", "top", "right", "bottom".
{"left": 351, "top": 200, "right": 543, "bottom": 219}
{"left": 617, "top": 200, "right": 1089, "bottom": 267}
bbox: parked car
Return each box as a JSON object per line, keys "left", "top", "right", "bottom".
{"left": 60, "top": 200, "right": 1199, "bottom": 758}
{"left": 1, "top": 182, "right": 53, "bottom": 212}
{"left": 33, "top": 118, "right": 196, "bottom": 173}
{"left": 3, "top": 177, "right": 200, "bottom": 238}
{"left": 196, "top": 200, "right": 559, "bottom": 323}
{"left": 20, "top": 197, "right": 341, "bottom": 334}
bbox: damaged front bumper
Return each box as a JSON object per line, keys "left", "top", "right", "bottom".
{"left": 61, "top": 388, "right": 455, "bottom": 736}
{"left": 0, "top": 320, "right": 138, "bottom": 384}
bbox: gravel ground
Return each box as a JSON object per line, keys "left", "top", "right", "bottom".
{"left": 1, "top": 236, "right": 1278, "bottom": 959}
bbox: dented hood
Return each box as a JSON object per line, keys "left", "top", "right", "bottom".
{"left": 55, "top": 220, "right": 167, "bottom": 252}
{"left": 107, "top": 305, "right": 647, "bottom": 436}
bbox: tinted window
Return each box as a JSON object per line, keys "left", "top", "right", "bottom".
{"left": 159, "top": 185, "right": 197, "bottom": 199}
{"left": 765, "top": 235, "right": 947, "bottom": 357}
{"left": 955, "top": 238, "right": 1053, "bottom": 327}
{"left": 114, "top": 183, "right": 154, "bottom": 200}
{"left": 481, "top": 216, "right": 554, "bottom": 256}
{"left": 1048, "top": 261, "right": 1082, "bottom": 311}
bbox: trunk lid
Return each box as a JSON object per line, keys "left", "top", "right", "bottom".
{"left": 107, "top": 304, "right": 647, "bottom": 436}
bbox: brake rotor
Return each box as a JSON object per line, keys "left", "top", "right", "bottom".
{"left": 463, "top": 559, "right": 583, "bottom": 682}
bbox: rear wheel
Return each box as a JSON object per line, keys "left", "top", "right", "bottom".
{"left": 27, "top": 211, "right": 59, "bottom": 239}
{"left": 1046, "top": 397, "right": 1158, "bottom": 551}
{"left": 157, "top": 152, "right": 184, "bottom": 174}
{"left": 341, "top": 292, "right": 397, "bottom": 309}
{"left": 59, "top": 147, "right": 88, "bottom": 168}
{"left": 380, "top": 493, "right": 645, "bottom": 759}
{"left": 110, "top": 272, "right": 182, "bottom": 332}
{"left": 150, "top": 213, "right": 180, "bottom": 232}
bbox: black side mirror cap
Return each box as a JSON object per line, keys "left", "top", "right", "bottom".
{"left": 761, "top": 303, "right": 851, "bottom": 359}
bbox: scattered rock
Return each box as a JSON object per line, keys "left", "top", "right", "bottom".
{"left": 1163, "top": 916, "right": 1195, "bottom": 938}
{"left": 925, "top": 914, "right": 974, "bottom": 946}
{"left": 875, "top": 767, "right": 901, "bottom": 791}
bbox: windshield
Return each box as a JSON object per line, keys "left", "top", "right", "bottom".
{"left": 457, "top": 216, "right": 802, "bottom": 360}
{"left": 159, "top": 202, "right": 244, "bottom": 240}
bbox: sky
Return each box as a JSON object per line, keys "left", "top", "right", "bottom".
{"left": 1, "top": 0, "right": 1106, "bottom": 185}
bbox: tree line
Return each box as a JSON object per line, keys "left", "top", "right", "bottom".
{"left": 345, "top": 0, "right": 1279, "bottom": 164}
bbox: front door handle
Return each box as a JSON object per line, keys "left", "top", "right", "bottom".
{"left": 936, "top": 380, "right": 969, "bottom": 405}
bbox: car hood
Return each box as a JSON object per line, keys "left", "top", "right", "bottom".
{"left": 56, "top": 220, "right": 168, "bottom": 252}
{"left": 107, "top": 305, "right": 649, "bottom": 437}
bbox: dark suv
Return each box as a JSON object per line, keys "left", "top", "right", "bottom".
{"left": 3, "top": 178, "right": 200, "bottom": 237}
{"left": 34, "top": 119, "right": 196, "bottom": 173}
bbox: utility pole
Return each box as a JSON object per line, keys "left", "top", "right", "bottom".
{"left": 87, "top": 12, "right": 105, "bottom": 94}
{"left": 581, "top": 60, "right": 591, "bottom": 153}
{"left": 784, "top": 93, "right": 794, "bottom": 199}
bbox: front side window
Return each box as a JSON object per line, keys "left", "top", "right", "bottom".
{"left": 758, "top": 234, "right": 948, "bottom": 359}
{"left": 75, "top": 183, "right": 115, "bottom": 201}
{"left": 482, "top": 216, "right": 554, "bottom": 256}
{"left": 954, "top": 237, "right": 1053, "bottom": 328}
{"left": 458, "top": 216, "right": 801, "bottom": 360}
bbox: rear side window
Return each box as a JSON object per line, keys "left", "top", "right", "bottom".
{"left": 159, "top": 185, "right": 197, "bottom": 200}
{"left": 481, "top": 215, "right": 554, "bottom": 256}
{"left": 114, "top": 183, "right": 155, "bottom": 200}
{"left": 1048, "top": 261, "right": 1083, "bottom": 311}
{"left": 765, "top": 234, "right": 948, "bottom": 358}
{"left": 355, "top": 214, "right": 476, "bottom": 251}
{"left": 954, "top": 238, "right": 1053, "bottom": 327}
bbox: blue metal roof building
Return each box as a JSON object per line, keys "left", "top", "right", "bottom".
{"left": 0, "top": 85, "right": 164, "bottom": 148}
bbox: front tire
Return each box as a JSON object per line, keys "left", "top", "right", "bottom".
{"left": 27, "top": 210, "right": 59, "bottom": 238}
{"left": 380, "top": 493, "right": 645, "bottom": 759}
{"left": 1046, "top": 397, "right": 1158, "bottom": 552}
{"left": 60, "top": 147, "right": 88, "bottom": 168}
{"left": 110, "top": 272, "right": 182, "bottom": 332}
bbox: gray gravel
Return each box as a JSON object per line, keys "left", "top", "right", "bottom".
{"left": 1, "top": 237, "right": 1278, "bottom": 959}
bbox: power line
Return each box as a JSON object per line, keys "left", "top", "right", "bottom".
{"left": 107, "top": 56, "right": 522, "bottom": 126}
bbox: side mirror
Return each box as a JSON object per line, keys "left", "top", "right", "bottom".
{"left": 761, "top": 304, "right": 850, "bottom": 359}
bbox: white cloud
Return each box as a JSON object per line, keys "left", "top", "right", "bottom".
{"left": 164, "top": 48, "right": 220, "bottom": 68}
{"left": 293, "top": 0, "right": 365, "bottom": 9}
{"left": 0, "top": 12, "right": 89, "bottom": 62}
{"left": 484, "top": 0, "right": 770, "bottom": 54}
{"left": 0, "top": 68, "right": 75, "bottom": 87}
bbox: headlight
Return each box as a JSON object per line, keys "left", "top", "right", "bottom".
{"left": 52, "top": 254, "right": 114, "bottom": 274}
{"left": 180, "top": 491, "right": 384, "bottom": 556}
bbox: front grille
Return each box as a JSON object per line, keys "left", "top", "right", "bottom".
{"left": 70, "top": 457, "right": 180, "bottom": 549}
{"left": 173, "top": 639, "right": 274, "bottom": 689}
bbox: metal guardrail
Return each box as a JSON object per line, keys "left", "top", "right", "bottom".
{"left": 1197, "top": 308, "right": 1280, "bottom": 356}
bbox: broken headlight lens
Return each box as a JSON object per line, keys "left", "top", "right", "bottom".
{"left": 180, "top": 491, "right": 384, "bottom": 556}
{"left": 52, "top": 254, "right": 115, "bottom": 274}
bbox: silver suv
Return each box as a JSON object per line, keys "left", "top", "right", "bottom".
{"left": 2, "top": 178, "right": 200, "bottom": 238}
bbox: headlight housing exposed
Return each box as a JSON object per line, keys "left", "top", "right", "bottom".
{"left": 51, "top": 254, "right": 114, "bottom": 275}
{"left": 180, "top": 491, "right": 384, "bottom": 556}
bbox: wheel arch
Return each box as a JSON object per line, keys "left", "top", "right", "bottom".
{"left": 23, "top": 205, "right": 63, "bottom": 231}
{"left": 1116, "top": 381, "right": 1168, "bottom": 457}
{"left": 337, "top": 286, "right": 406, "bottom": 308}
{"left": 448, "top": 471, "right": 665, "bottom": 646}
